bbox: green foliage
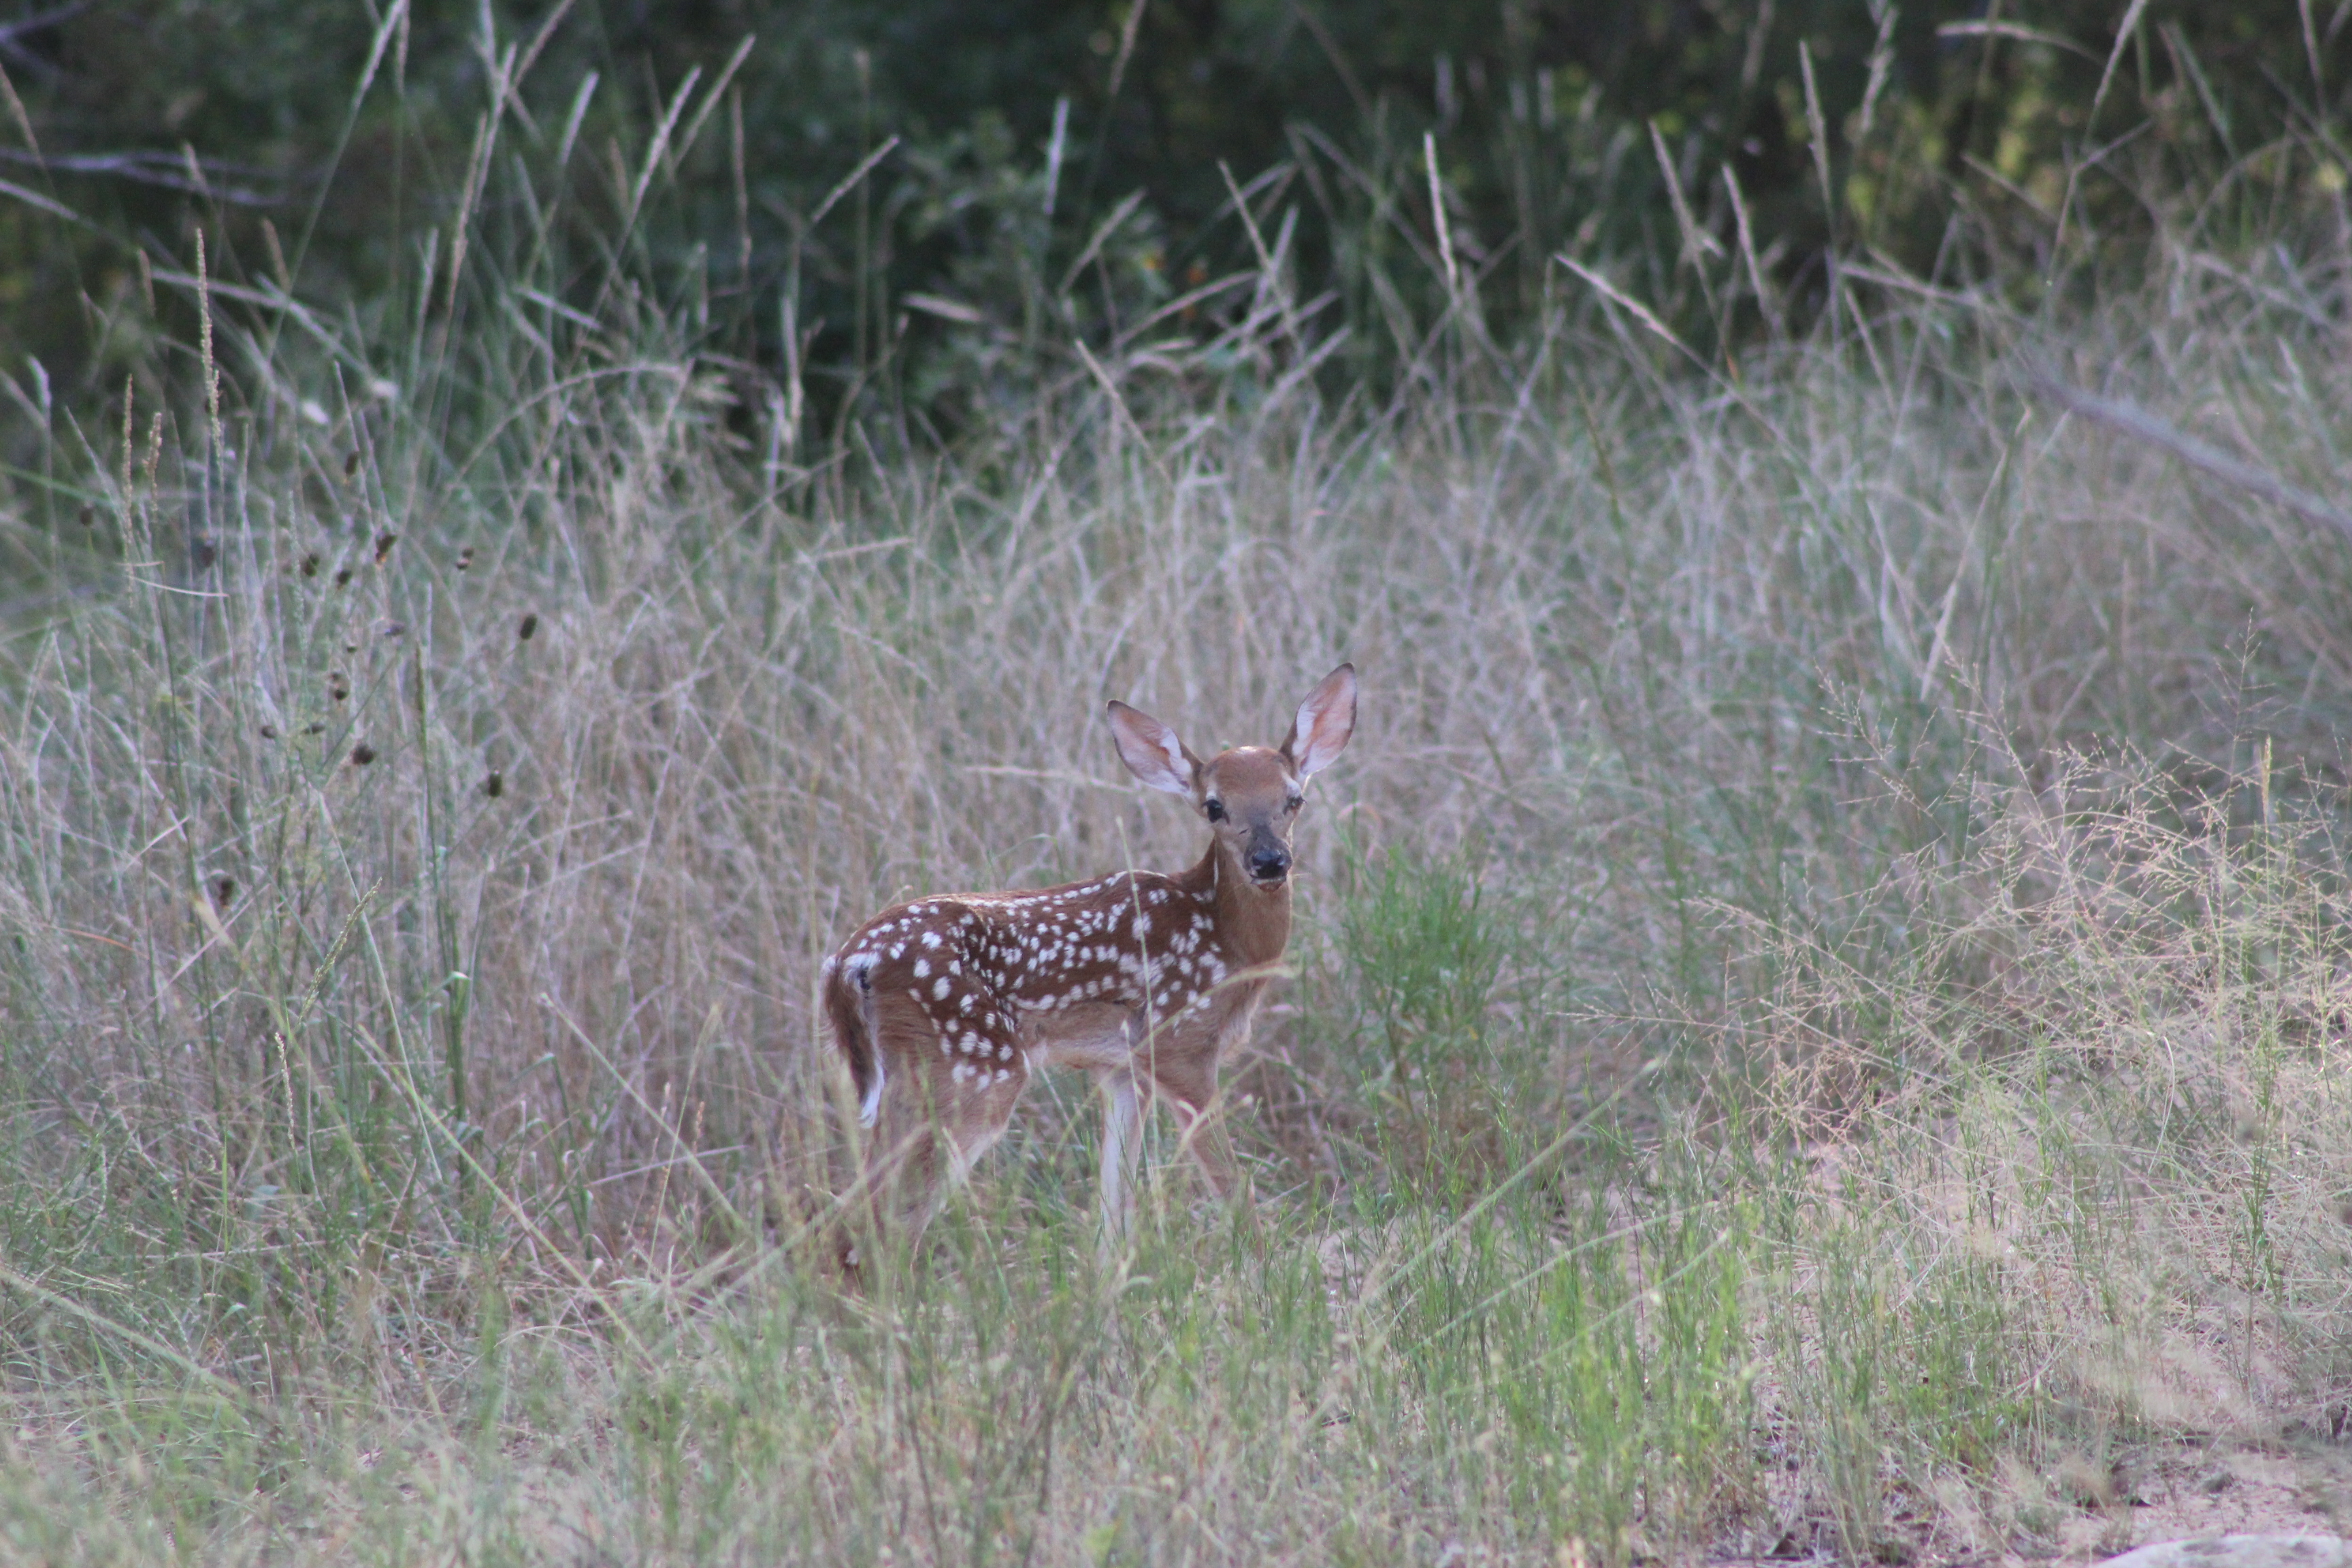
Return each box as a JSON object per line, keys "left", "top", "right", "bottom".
{"left": 1339, "top": 847, "right": 1504, "bottom": 1085}
{"left": 5, "top": 0, "right": 2352, "bottom": 455}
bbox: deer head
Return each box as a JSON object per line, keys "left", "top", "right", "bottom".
{"left": 1105, "top": 663, "right": 1358, "bottom": 889}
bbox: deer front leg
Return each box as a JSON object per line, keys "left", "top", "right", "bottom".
{"left": 1148, "top": 1053, "right": 1253, "bottom": 1213}
{"left": 1094, "top": 1069, "right": 1144, "bottom": 1256}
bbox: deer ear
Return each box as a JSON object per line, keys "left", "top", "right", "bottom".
{"left": 1280, "top": 663, "right": 1358, "bottom": 779}
{"left": 1107, "top": 700, "right": 1198, "bottom": 797}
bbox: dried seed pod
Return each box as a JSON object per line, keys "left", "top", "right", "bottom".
{"left": 379, "top": 620, "right": 406, "bottom": 639}
{"left": 190, "top": 537, "right": 218, "bottom": 570}
{"left": 517, "top": 612, "right": 538, "bottom": 642}
{"left": 333, "top": 566, "right": 353, "bottom": 587}
{"left": 299, "top": 552, "right": 320, "bottom": 577}
{"left": 258, "top": 723, "right": 278, "bottom": 740}
{"left": 483, "top": 769, "right": 505, "bottom": 798}
{"left": 455, "top": 546, "right": 474, "bottom": 571}
{"left": 210, "top": 875, "right": 235, "bottom": 909}
{"left": 349, "top": 742, "right": 376, "bottom": 766}
{"left": 373, "top": 532, "right": 397, "bottom": 563}
{"left": 327, "top": 671, "right": 350, "bottom": 702}
{"left": 344, "top": 450, "right": 361, "bottom": 480}
{"left": 77, "top": 504, "right": 95, "bottom": 527}
{"left": 304, "top": 721, "right": 326, "bottom": 735}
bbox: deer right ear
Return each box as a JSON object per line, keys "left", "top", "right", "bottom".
{"left": 1107, "top": 700, "right": 1198, "bottom": 797}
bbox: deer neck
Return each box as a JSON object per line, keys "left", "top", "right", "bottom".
{"left": 1190, "top": 841, "right": 1292, "bottom": 968}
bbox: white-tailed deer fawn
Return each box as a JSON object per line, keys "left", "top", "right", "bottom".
{"left": 822, "top": 664, "right": 1358, "bottom": 1273}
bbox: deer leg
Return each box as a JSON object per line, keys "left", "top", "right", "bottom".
{"left": 841, "top": 997, "right": 1030, "bottom": 1279}
{"left": 840, "top": 1069, "right": 949, "bottom": 1278}
{"left": 1094, "top": 1069, "right": 1145, "bottom": 1254}
{"left": 942, "top": 1051, "right": 1028, "bottom": 1179}
{"left": 1148, "top": 1054, "right": 1252, "bottom": 1210}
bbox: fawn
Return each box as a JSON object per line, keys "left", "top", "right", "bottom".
{"left": 822, "top": 664, "right": 1358, "bottom": 1272}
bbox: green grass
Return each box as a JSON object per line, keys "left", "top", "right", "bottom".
{"left": 6, "top": 49, "right": 2352, "bottom": 1565}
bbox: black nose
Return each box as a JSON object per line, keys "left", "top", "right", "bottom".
{"left": 1248, "top": 848, "right": 1291, "bottom": 882}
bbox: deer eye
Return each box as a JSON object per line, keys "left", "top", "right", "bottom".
{"left": 1205, "top": 799, "right": 1226, "bottom": 823}
{"left": 1286, "top": 796, "right": 1303, "bottom": 813}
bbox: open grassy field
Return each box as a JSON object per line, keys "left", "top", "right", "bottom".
{"left": 7, "top": 99, "right": 2352, "bottom": 1564}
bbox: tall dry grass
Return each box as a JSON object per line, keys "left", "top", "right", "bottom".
{"left": 3, "top": 68, "right": 2352, "bottom": 1563}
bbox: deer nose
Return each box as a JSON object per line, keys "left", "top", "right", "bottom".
{"left": 1247, "top": 846, "right": 1291, "bottom": 883}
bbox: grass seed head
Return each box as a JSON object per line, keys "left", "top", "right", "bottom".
{"left": 328, "top": 671, "right": 349, "bottom": 702}
{"left": 258, "top": 723, "right": 276, "bottom": 740}
{"left": 349, "top": 742, "right": 376, "bottom": 766}
{"left": 456, "top": 546, "right": 474, "bottom": 570}
{"left": 483, "top": 769, "right": 504, "bottom": 798}
{"left": 333, "top": 566, "right": 353, "bottom": 587}
{"left": 300, "top": 552, "right": 320, "bottom": 577}
{"left": 374, "top": 531, "right": 397, "bottom": 562}
{"left": 517, "top": 612, "right": 538, "bottom": 641}
{"left": 210, "top": 875, "right": 234, "bottom": 910}
{"left": 344, "top": 449, "right": 360, "bottom": 480}
{"left": 76, "top": 504, "right": 94, "bottom": 526}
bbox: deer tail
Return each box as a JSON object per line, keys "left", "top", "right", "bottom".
{"left": 823, "top": 952, "right": 885, "bottom": 1128}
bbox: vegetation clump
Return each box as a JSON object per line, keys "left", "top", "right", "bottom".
{"left": 2, "top": 5, "right": 2352, "bottom": 1563}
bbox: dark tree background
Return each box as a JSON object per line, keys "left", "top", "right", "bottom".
{"left": 0, "top": 0, "right": 2344, "bottom": 432}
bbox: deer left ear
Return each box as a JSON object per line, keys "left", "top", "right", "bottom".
{"left": 1279, "top": 663, "right": 1358, "bottom": 779}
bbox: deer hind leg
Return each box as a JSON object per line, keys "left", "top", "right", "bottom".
{"left": 845, "top": 994, "right": 1031, "bottom": 1275}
